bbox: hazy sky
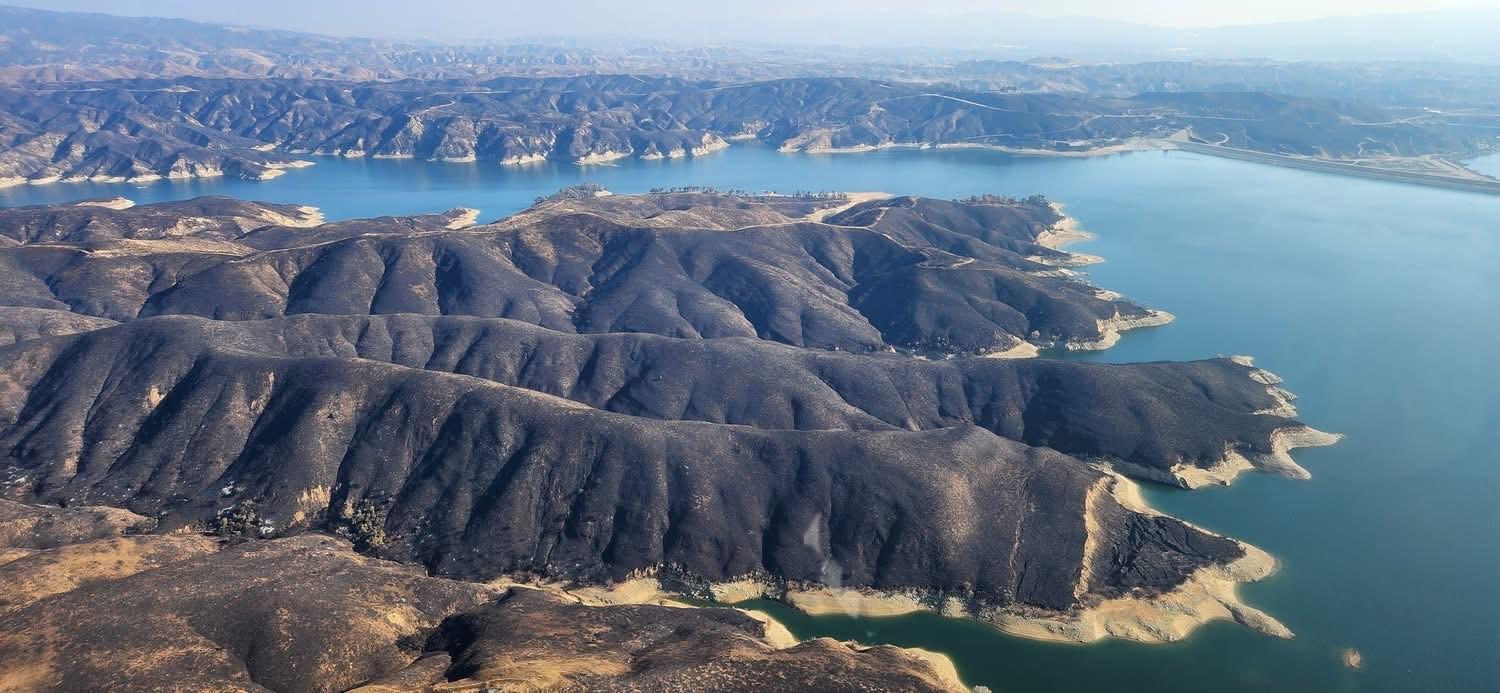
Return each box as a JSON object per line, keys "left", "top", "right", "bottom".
{"left": 11, "top": 0, "right": 1500, "bottom": 39}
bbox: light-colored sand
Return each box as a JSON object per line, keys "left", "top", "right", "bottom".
{"left": 500, "top": 152, "right": 548, "bottom": 166}
{"left": 805, "top": 191, "right": 892, "bottom": 222}
{"left": 692, "top": 137, "right": 731, "bottom": 156}
{"left": 1028, "top": 202, "right": 1106, "bottom": 269}
{"left": 444, "top": 208, "right": 481, "bottom": 229}
{"left": 2, "top": 160, "right": 313, "bottom": 189}
{"left": 741, "top": 609, "right": 799, "bottom": 648}
{"left": 574, "top": 150, "right": 632, "bottom": 165}
{"left": 938, "top": 139, "right": 1174, "bottom": 158}
{"left": 73, "top": 197, "right": 135, "bottom": 210}
{"left": 1110, "top": 423, "right": 1341, "bottom": 489}
{"left": 642, "top": 135, "right": 731, "bottom": 160}
{"left": 288, "top": 205, "right": 325, "bottom": 228}
{"left": 1035, "top": 203, "right": 1096, "bottom": 249}
{"left": 1145, "top": 355, "right": 1345, "bottom": 487}
{"left": 481, "top": 574, "right": 964, "bottom": 689}
{"left": 1232, "top": 355, "right": 1301, "bottom": 416}
{"left": 989, "top": 470, "right": 1294, "bottom": 642}
{"left": 691, "top": 469, "right": 1292, "bottom": 645}
{"left": 982, "top": 339, "right": 1041, "bottom": 359}
{"left": 779, "top": 137, "right": 1174, "bottom": 159}
{"left": 1064, "top": 309, "right": 1176, "bottom": 351}
{"left": 899, "top": 647, "right": 967, "bottom": 692}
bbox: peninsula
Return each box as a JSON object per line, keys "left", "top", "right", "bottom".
{"left": 0, "top": 189, "right": 1338, "bottom": 689}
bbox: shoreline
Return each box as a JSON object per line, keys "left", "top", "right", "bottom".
{"left": 1105, "top": 356, "right": 1343, "bottom": 488}
{"left": 721, "top": 470, "right": 1292, "bottom": 644}
{"left": 804, "top": 190, "right": 892, "bottom": 221}
{"left": 519, "top": 468, "right": 1291, "bottom": 651}
{"left": 484, "top": 576, "right": 969, "bottom": 692}
{"left": 7, "top": 136, "right": 1496, "bottom": 196}
{"left": 1032, "top": 204, "right": 1104, "bottom": 267}
{"left": 1063, "top": 309, "right": 1175, "bottom": 352}
{"left": 1169, "top": 140, "right": 1500, "bottom": 196}
{"left": 1018, "top": 201, "right": 1171, "bottom": 354}
{"left": 0, "top": 160, "right": 314, "bottom": 190}
{"left": 778, "top": 137, "right": 1174, "bottom": 159}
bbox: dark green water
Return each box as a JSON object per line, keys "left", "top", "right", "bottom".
{"left": 4, "top": 146, "right": 1497, "bottom": 692}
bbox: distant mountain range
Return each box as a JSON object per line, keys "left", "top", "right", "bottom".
{"left": 3, "top": 75, "right": 1486, "bottom": 190}
{"left": 1, "top": 3, "right": 1498, "bottom": 87}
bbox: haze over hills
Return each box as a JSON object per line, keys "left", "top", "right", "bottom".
{"left": 3, "top": 3, "right": 1498, "bottom": 63}
{"left": 2, "top": 3, "right": 1496, "bottom": 196}
{"left": 2, "top": 75, "right": 1491, "bottom": 193}
{"left": 0, "top": 2, "right": 1474, "bottom": 690}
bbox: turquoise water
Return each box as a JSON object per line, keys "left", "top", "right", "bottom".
{"left": 3, "top": 147, "right": 1498, "bottom": 692}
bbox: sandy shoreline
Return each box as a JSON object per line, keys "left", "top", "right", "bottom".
{"left": 443, "top": 208, "right": 481, "bottom": 229}
{"left": 708, "top": 475, "right": 1290, "bottom": 644}
{"left": 981, "top": 338, "right": 1042, "bottom": 359}
{"left": 1065, "top": 309, "right": 1176, "bottom": 351}
{"left": 1103, "top": 357, "right": 1343, "bottom": 488}
{"left": 0, "top": 159, "right": 313, "bottom": 189}
{"left": 804, "top": 191, "right": 892, "bottom": 221}
{"left": 510, "top": 467, "right": 1292, "bottom": 657}
{"left": 1029, "top": 201, "right": 1104, "bottom": 266}
{"left": 778, "top": 137, "right": 1174, "bottom": 159}
{"left": 483, "top": 575, "right": 969, "bottom": 691}
{"left": 5, "top": 136, "right": 1156, "bottom": 190}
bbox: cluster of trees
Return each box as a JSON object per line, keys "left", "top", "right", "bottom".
{"left": 646, "top": 186, "right": 850, "bottom": 201}
{"left": 535, "top": 184, "right": 860, "bottom": 205}
{"left": 533, "top": 183, "right": 608, "bottom": 203}
{"left": 954, "top": 193, "right": 1050, "bottom": 207}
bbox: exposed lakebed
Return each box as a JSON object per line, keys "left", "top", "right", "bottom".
{"left": 3, "top": 146, "right": 1497, "bottom": 692}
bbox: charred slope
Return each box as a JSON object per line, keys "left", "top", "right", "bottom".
{"left": 234, "top": 206, "right": 480, "bottom": 250}
{"left": 830, "top": 195, "right": 1073, "bottom": 263}
{"left": 0, "top": 191, "right": 1331, "bottom": 653}
{"left": 33, "top": 313, "right": 1299, "bottom": 481}
{"left": 0, "top": 512, "right": 960, "bottom": 693}
{"left": 0, "top": 196, "right": 320, "bottom": 245}
{"left": 1, "top": 75, "right": 1477, "bottom": 185}
{"left": 0, "top": 534, "right": 487, "bottom": 692}
{"left": 0, "top": 319, "right": 1240, "bottom": 612}
{"left": 0, "top": 307, "right": 117, "bottom": 346}
{"left": 419, "top": 587, "right": 963, "bottom": 692}
{"left": 0, "top": 195, "right": 482, "bottom": 250}
{"left": 0, "top": 195, "right": 1154, "bottom": 355}
{"left": 0, "top": 498, "right": 150, "bottom": 552}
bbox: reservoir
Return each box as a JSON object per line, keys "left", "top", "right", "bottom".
{"left": 3, "top": 146, "right": 1497, "bottom": 692}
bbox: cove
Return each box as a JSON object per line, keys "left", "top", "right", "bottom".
{"left": 3, "top": 146, "right": 1497, "bottom": 692}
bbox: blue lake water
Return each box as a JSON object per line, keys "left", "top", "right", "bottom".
{"left": 3, "top": 146, "right": 1498, "bottom": 692}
